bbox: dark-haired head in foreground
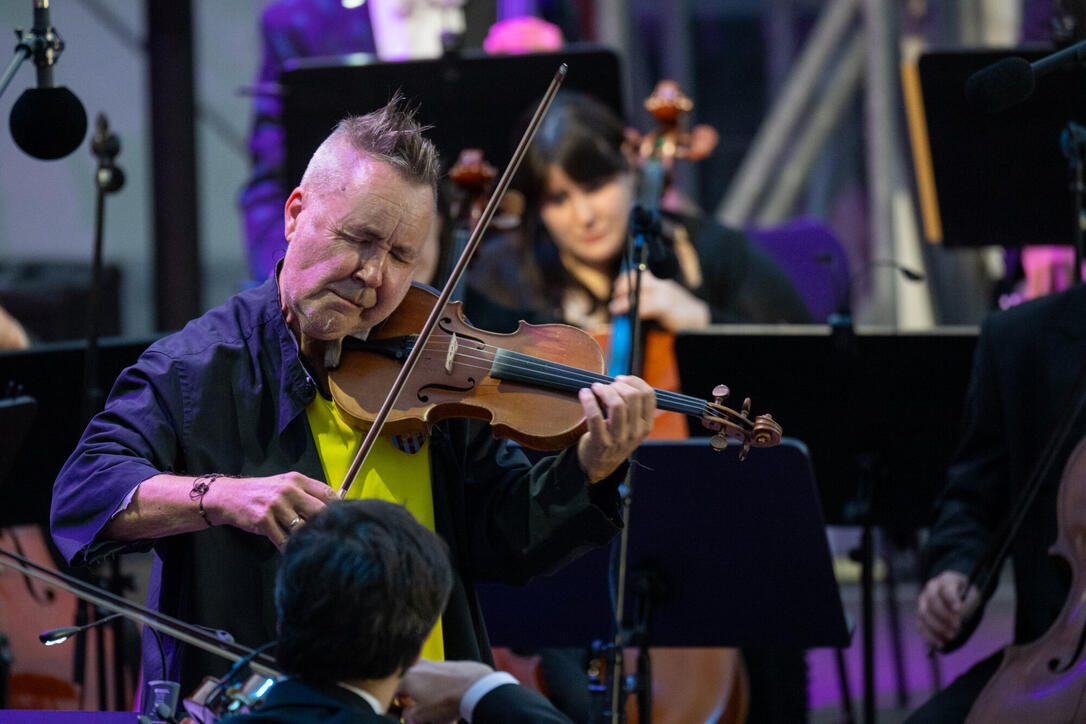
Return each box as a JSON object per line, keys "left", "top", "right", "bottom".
{"left": 275, "top": 499, "right": 452, "bottom": 684}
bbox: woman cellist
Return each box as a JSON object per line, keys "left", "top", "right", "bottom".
{"left": 462, "top": 90, "right": 810, "bottom": 350}
{"left": 461, "top": 90, "right": 811, "bottom": 724}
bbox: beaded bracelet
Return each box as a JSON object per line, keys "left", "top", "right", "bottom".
{"left": 189, "top": 474, "right": 222, "bottom": 528}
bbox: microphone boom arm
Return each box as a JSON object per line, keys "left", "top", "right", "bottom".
{"left": 0, "top": 0, "right": 66, "bottom": 102}
{"left": 0, "top": 33, "right": 33, "bottom": 102}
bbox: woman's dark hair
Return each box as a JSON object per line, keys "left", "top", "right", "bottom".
{"left": 518, "top": 90, "right": 629, "bottom": 209}
{"left": 512, "top": 91, "right": 631, "bottom": 314}
{"left": 274, "top": 499, "right": 453, "bottom": 683}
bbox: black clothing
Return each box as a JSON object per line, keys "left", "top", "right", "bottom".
{"left": 232, "top": 677, "right": 575, "bottom": 724}
{"left": 463, "top": 214, "right": 812, "bottom": 333}
{"left": 911, "top": 284, "right": 1086, "bottom": 719}
{"left": 921, "top": 285, "right": 1086, "bottom": 643}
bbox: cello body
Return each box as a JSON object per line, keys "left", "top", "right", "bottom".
{"left": 967, "top": 436, "right": 1086, "bottom": 722}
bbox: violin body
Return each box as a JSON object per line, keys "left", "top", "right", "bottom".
{"left": 966, "top": 436, "right": 1086, "bottom": 722}
{"left": 331, "top": 283, "right": 605, "bottom": 451}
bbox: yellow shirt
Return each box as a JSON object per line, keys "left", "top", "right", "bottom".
{"left": 306, "top": 394, "right": 444, "bottom": 661}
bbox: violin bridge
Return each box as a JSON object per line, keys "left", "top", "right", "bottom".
{"left": 445, "top": 332, "right": 459, "bottom": 375}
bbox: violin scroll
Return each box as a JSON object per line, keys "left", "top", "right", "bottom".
{"left": 702, "top": 384, "right": 782, "bottom": 459}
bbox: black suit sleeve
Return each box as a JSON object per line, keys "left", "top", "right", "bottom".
{"left": 919, "top": 314, "right": 1011, "bottom": 645}
{"left": 472, "top": 683, "right": 575, "bottom": 724}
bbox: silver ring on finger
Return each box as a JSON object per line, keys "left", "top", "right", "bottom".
{"left": 288, "top": 516, "right": 302, "bottom": 531}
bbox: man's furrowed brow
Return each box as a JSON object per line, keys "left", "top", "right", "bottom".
{"left": 329, "top": 220, "right": 383, "bottom": 241}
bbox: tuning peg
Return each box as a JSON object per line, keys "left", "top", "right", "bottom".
{"left": 712, "top": 385, "right": 729, "bottom": 405}
{"left": 741, "top": 397, "right": 751, "bottom": 418}
{"left": 710, "top": 432, "right": 729, "bottom": 452}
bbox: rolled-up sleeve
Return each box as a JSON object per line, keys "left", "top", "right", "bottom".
{"left": 50, "top": 349, "right": 185, "bottom": 564}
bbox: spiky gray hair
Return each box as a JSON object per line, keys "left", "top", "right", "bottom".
{"left": 300, "top": 92, "right": 440, "bottom": 195}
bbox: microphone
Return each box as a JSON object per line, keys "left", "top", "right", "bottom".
{"left": 630, "top": 162, "right": 679, "bottom": 280}
{"left": 815, "top": 253, "right": 925, "bottom": 320}
{"left": 630, "top": 204, "right": 680, "bottom": 280}
{"left": 8, "top": 0, "right": 87, "bottom": 159}
{"left": 965, "top": 38, "right": 1086, "bottom": 113}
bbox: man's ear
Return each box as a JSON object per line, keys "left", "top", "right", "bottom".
{"left": 284, "top": 187, "right": 304, "bottom": 242}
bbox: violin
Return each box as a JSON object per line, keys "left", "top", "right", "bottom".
{"left": 327, "top": 283, "right": 781, "bottom": 456}
{"left": 966, "top": 435, "right": 1086, "bottom": 722}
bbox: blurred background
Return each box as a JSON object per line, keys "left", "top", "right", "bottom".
{"left": 0, "top": 1, "right": 1079, "bottom": 721}
{"left": 0, "top": 0, "right": 1057, "bottom": 343}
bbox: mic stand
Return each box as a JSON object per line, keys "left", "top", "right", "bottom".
{"left": 1060, "top": 122, "right": 1086, "bottom": 284}
{"left": 0, "top": 9, "right": 64, "bottom": 101}
{"left": 630, "top": 568, "right": 664, "bottom": 724}
{"left": 72, "top": 113, "right": 129, "bottom": 711}
{"left": 595, "top": 203, "right": 663, "bottom": 724}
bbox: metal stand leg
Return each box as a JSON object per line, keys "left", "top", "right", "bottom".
{"left": 860, "top": 520, "right": 876, "bottom": 724}
{"left": 835, "top": 647, "right": 857, "bottom": 724}
{"left": 882, "top": 541, "right": 910, "bottom": 709}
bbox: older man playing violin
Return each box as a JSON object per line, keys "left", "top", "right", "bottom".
{"left": 50, "top": 96, "right": 655, "bottom": 698}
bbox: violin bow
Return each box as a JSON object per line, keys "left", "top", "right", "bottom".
{"left": 338, "top": 64, "right": 568, "bottom": 498}
{"left": 0, "top": 545, "right": 280, "bottom": 678}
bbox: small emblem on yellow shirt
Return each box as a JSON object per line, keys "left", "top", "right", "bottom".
{"left": 391, "top": 433, "right": 427, "bottom": 454}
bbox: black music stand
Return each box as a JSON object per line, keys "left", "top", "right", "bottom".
{"left": 0, "top": 339, "right": 156, "bottom": 529}
{"left": 477, "top": 438, "right": 849, "bottom": 657}
{"left": 913, "top": 48, "right": 1086, "bottom": 248}
{"left": 281, "top": 46, "right": 624, "bottom": 183}
{"left": 0, "top": 394, "right": 36, "bottom": 490}
{"left": 675, "top": 325, "right": 978, "bottom": 723}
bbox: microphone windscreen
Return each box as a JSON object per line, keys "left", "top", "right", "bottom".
{"left": 647, "top": 241, "right": 680, "bottom": 280}
{"left": 964, "top": 56, "right": 1035, "bottom": 113}
{"left": 10, "top": 86, "right": 88, "bottom": 160}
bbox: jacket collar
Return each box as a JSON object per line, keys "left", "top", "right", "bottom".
{"left": 258, "top": 678, "right": 378, "bottom": 716}
{"left": 268, "top": 266, "right": 319, "bottom": 435}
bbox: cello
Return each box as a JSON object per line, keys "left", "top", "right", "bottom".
{"left": 965, "top": 435, "right": 1086, "bottom": 722}
{"left": 605, "top": 79, "right": 719, "bottom": 440}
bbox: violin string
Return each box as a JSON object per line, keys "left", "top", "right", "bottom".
{"left": 409, "top": 338, "right": 709, "bottom": 414}
{"left": 407, "top": 335, "right": 713, "bottom": 415}
{"left": 400, "top": 333, "right": 719, "bottom": 418}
